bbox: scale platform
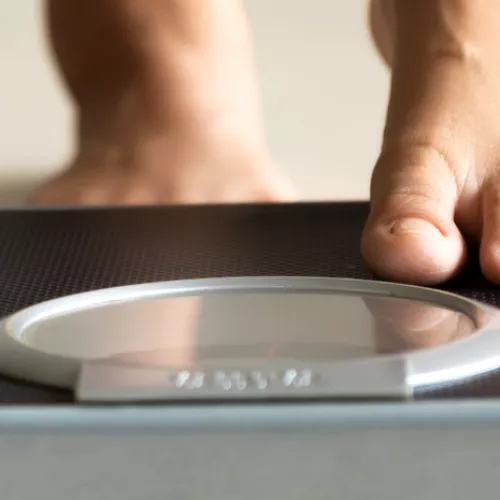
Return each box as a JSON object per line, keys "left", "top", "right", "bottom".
{"left": 0, "top": 201, "right": 499, "bottom": 403}
{"left": 1, "top": 202, "right": 500, "bottom": 500}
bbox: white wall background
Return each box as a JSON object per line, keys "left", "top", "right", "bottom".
{"left": 0, "top": 0, "right": 390, "bottom": 204}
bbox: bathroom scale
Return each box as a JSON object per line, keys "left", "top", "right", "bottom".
{"left": 2, "top": 202, "right": 500, "bottom": 500}
{"left": 0, "top": 201, "right": 499, "bottom": 403}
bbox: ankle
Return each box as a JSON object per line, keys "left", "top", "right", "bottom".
{"left": 74, "top": 92, "right": 271, "bottom": 180}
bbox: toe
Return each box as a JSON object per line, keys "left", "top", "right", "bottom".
{"left": 361, "top": 146, "right": 467, "bottom": 285}
{"left": 479, "top": 178, "right": 500, "bottom": 283}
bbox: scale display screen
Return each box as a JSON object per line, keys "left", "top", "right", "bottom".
{"left": 21, "top": 291, "right": 475, "bottom": 366}
{"left": 0, "top": 278, "right": 497, "bottom": 402}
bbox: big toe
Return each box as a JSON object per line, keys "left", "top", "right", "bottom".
{"left": 479, "top": 177, "right": 500, "bottom": 284}
{"left": 361, "top": 148, "right": 467, "bottom": 285}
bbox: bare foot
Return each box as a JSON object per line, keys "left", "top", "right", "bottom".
{"left": 363, "top": 0, "right": 500, "bottom": 284}
{"left": 33, "top": 0, "right": 294, "bottom": 206}
{"left": 31, "top": 125, "right": 295, "bottom": 205}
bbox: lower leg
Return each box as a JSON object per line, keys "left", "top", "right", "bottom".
{"left": 33, "top": 0, "right": 294, "bottom": 205}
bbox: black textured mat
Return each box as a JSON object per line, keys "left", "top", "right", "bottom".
{"left": 0, "top": 202, "right": 498, "bottom": 404}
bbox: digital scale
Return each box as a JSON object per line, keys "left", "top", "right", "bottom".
{"left": 1, "top": 202, "right": 500, "bottom": 500}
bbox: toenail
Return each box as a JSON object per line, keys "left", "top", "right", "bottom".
{"left": 390, "top": 218, "right": 443, "bottom": 237}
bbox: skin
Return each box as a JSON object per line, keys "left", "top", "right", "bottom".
{"left": 31, "top": 0, "right": 500, "bottom": 286}
{"left": 34, "top": 0, "right": 295, "bottom": 204}
{"left": 363, "top": 0, "right": 500, "bottom": 285}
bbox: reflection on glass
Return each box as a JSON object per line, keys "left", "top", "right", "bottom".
{"left": 362, "top": 296, "right": 476, "bottom": 354}
{"left": 20, "top": 291, "right": 476, "bottom": 368}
